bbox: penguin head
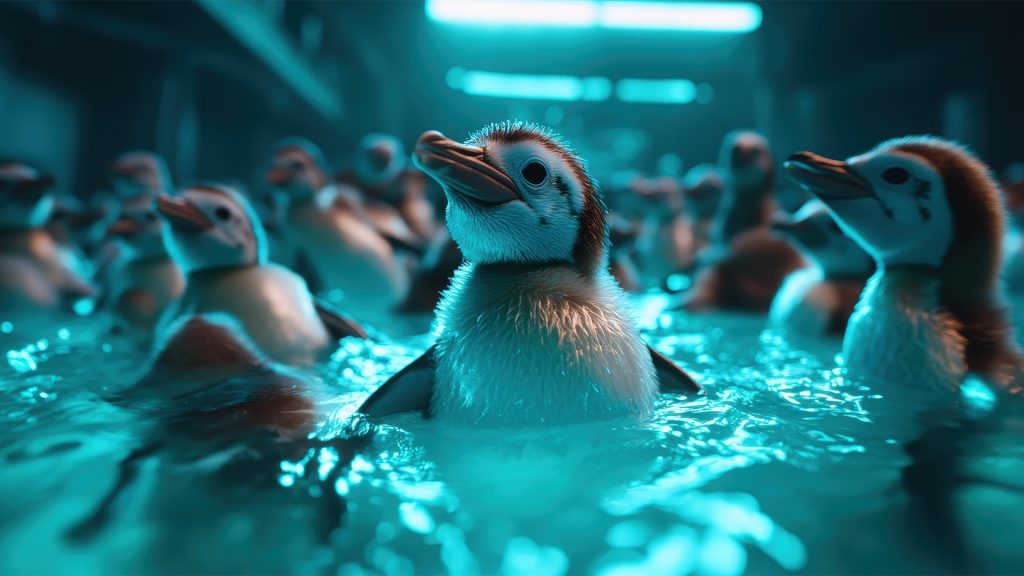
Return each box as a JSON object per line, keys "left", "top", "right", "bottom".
{"left": 413, "top": 121, "right": 606, "bottom": 272}
{"left": 107, "top": 193, "right": 167, "bottom": 260}
{"left": 157, "top": 183, "right": 267, "bottom": 274}
{"left": 111, "top": 151, "right": 172, "bottom": 198}
{"left": 266, "top": 137, "right": 329, "bottom": 203}
{"left": 0, "top": 162, "right": 56, "bottom": 229}
{"left": 353, "top": 133, "right": 406, "bottom": 189}
{"left": 683, "top": 163, "right": 725, "bottom": 221}
{"left": 772, "top": 199, "right": 874, "bottom": 277}
{"left": 720, "top": 130, "right": 773, "bottom": 192}
{"left": 785, "top": 136, "right": 1005, "bottom": 290}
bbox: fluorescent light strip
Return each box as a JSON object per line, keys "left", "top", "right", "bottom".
{"left": 426, "top": 1, "right": 762, "bottom": 33}
{"left": 448, "top": 69, "right": 701, "bottom": 104}
{"left": 454, "top": 69, "right": 612, "bottom": 101}
{"left": 617, "top": 78, "right": 697, "bottom": 104}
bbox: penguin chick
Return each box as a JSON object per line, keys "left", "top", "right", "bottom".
{"left": 156, "top": 183, "right": 366, "bottom": 367}
{"left": 633, "top": 175, "right": 695, "bottom": 283}
{"left": 359, "top": 122, "right": 702, "bottom": 426}
{"left": 105, "top": 193, "right": 185, "bottom": 339}
{"left": 266, "top": 138, "right": 410, "bottom": 316}
{"left": 0, "top": 162, "right": 95, "bottom": 308}
{"left": 784, "top": 136, "right": 1024, "bottom": 392}
{"left": 110, "top": 151, "right": 172, "bottom": 198}
{"left": 769, "top": 199, "right": 875, "bottom": 336}
{"left": 714, "top": 130, "right": 778, "bottom": 246}
{"left": 682, "top": 163, "right": 725, "bottom": 257}
{"left": 346, "top": 132, "right": 440, "bottom": 243}
{"left": 681, "top": 132, "right": 805, "bottom": 312}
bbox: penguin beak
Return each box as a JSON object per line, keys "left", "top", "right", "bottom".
{"left": 784, "top": 152, "right": 871, "bottom": 200}
{"left": 155, "top": 196, "right": 213, "bottom": 233}
{"left": 107, "top": 218, "right": 143, "bottom": 237}
{"left": 265, "top": 166, "right": 292, "bottom": 186}
{"left": 413, "top": 130, "right": 521, "bottom": 205}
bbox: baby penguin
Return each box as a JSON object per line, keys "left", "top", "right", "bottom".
{"left": 105, "top": 193, "right": 185, "bottom": 340}
{"left": 769, "top": 199, "right": 874, "bottom": 337}
{"left": 266, "top": 137, "right": 410, "bottom": 316}
{"left": 359, "top": 122, "right": 701, "bottom": 425}
{"left": 682, "top": 163, "right": 725, "bottom": 259}
{"left": 155, "top": 183, "right": 366, "bottom": 367}
{"left": 681, "top": 131, "right": 805, "bottom": 312}
{"left": 0, "top": 162, "right": 94, "bottom": 311}
{"left": 784, "top": 136, "right": 1023, "bottom": 393}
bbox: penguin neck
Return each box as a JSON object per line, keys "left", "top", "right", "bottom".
{"left": 867, "top": 264, "right": 945, "bottom": 309}
{"left": 718, "top": 182, "right": 774, "bottom": 244}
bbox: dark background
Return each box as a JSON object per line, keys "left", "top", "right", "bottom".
{"left": 1, "top": 0, "right": 1020, "bottom": 198}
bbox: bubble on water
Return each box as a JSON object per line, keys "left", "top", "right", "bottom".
{"left": 438, "top": 523, "right": 479, "bottom": 575}
{"left": 57, "top": 328, "right": 70, "bottom": 340}
{"left": 961, "top": 375, "right": 997, "bottom": 416}
{"left": 6, "top": 349, "right": 38, "bottom": 373}
{"left": 334, "top": 478, "right": 350, "bottom": 496}
{"left": 606, "top": 520, "right": 651, "bottom": 548}
{"left": 278, "top": 474, "right": 295, "bottom": 488}
{"left": 697, "top": 530, "right": 746, "bottom": 576}
{"left": 72, "top": 298, "right": 95, "bottom": 316}
{"left": 1, "top": 321, "right": 12, "bottom": 334}
{"left": 501, "top": 537, "right": 569, "bottom": 576}
{"left": 399, "top": 502, "right": 435, "bottom": 535}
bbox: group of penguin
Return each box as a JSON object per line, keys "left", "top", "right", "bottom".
{"left": 2, "top": 122, "right": 1023, "bottom": 435}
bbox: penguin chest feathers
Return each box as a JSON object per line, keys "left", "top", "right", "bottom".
{"left": 175, "top": 265, "right": 329, "bottom": 365}
{"left": 843, "top": 271, "right": 966, "bottom": 392}
{"left": 432, "top": 263, "right": 658, "bottom": 425}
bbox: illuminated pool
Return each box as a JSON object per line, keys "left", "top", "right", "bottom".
{"left": 1, "top": 292, "right": 1022, "bottom": 574}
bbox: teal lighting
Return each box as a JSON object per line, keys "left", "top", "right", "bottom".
{"left": 448, "top": 68, "right": 612, "bottom": 101}
{"left": 195, "top": 0, "right": 342, "bottom": 119}
{"left": 426, "top": 1, "right": 762, "bottom": 33}
{"left": 616, "top": 78, "right": 697, "bottom": 104}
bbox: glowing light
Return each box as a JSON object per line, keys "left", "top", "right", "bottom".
{"left": 426, "top": 1, "right": 762, "bottom": 33}
{"left": 450, "top": 68, "right": 612, "bottom": 101}
{"left": 0, "top": 321, "right": 12, "bottom": 334}
{"left": 448, "top": 68, "right": 703, "bottom": 104}
{"left": 427, "top": 0, "right": 598, "bottom": 27}
{"left": 617, "top": 78, "right": 697, "bottom": 104}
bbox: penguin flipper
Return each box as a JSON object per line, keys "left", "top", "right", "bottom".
{"left": 649, "top": 345, "right": 703, "bottom": 396}
{"left": 358, "top": 345, "right": 436, "bottom": 419}
{"left": 313, "top": 298, "right": 369, "bottom": 340}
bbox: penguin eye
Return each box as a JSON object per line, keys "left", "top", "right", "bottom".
{"left": 214, "top": 206, "right": 232, "bottom": 221}
{"left": 521, "top": 161, "right": 548, "bottom": 186}
{"left": 881, "top": 167, "right": 910, "bottom": 185}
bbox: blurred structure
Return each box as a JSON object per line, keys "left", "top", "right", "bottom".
{"left": 1, "top": 1, "right": 1023, "bottom": 206}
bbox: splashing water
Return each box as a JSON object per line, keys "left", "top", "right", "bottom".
{"left": 0, "top": 292, "right": 1022, "bottom": 574}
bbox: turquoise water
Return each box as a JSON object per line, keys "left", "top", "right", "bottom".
{"left": 1, "top": 293, "right": 1023, "bottom": 575}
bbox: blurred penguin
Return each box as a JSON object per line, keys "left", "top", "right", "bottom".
{"left": 681, "top": 131, "right": 805, "bottom": 311}
{"left": 266, "top": 137, "right": 410, "bottom": 318}
{"left": 0, "top": 161, "right": 95, "bottom": 311}
{"left": 105, "top": 193, "right": 184, "bottom": 342}
{"left": 682, "top": 163, "right": 725, "bottom": 260}
{"left": 769, "top": 200, "right": 874, "bottom": 337}
{"left": 633, "top": 175, "right": 696, "bottom": 285}
{"left": 341, "top": 132, "right": 440, "bottom": 247}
